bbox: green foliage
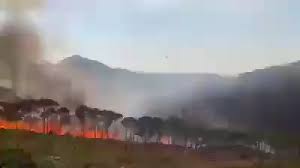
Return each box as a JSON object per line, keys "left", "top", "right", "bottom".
{"left": 0, "top": 149, "right": 37, "bottom": 168}
{"left": 38, "top": 159, "right": 56, "bottom": 168}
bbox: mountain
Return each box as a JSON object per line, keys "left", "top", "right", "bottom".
{"left": 2, "top": 54, "right": 299, "bottom": 133}
{"left": 55, "top": 56, "right": 300, "bottom": 134}
{"left": 56, "top": 55, "right": 233, "bottom": 118}
{"left": 0, "top": 55, "right": 300, "bottom": 133}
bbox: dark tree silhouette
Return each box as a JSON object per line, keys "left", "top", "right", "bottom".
{"left": 101, "top": 110, "right": 123, "bottom": 139}
{"left": 16, "top": 99, "right": 39, "bottom": 131}
{"left": 86, "top": 108, "right": 105, "bottom": 138}
{"left": 163, "top": 116, "right": 185, "bottom": 145}
{"left": 87, "top": 108, "right": 102, "bottom": 138}
{"left": 40, "top": 107, "right": 55, "bottom": 133}
{"left": 152, "top": 117, "right": 164, "bottom": 143}
{"left": 37, "top": 98, "right": 59, "bottom": 107}
{"left": 0, "top": 107, "right": 4, "bottom": 118}
{"left": 57, "top": 107, "right": 70, "bottom": 134}
{"left": 0, "top": 102, "right": 13, "bottom": 119}
{"left": 121, "top": 117, "right": 138, "bottom": 141}
{"left": 75, "top": 105, "right": 89, "bottom": 137}
{"left": 37, "top": 99, "right": 59, "bottom": 133}
{"left": 0, "top": 102, "right": 19, "bottom": 115}
{"left": 7, "top": 110, "right": 23, "bottom": 129}
{"left": 137, "top": 116, "right": 155, "bottom": 143}
{"left": 40, "top": 110, "right": 49, "bottom": 133}
{"left": 17, "top": 99, "right": 38, "bottom": 115}
{"left": 0, "top": 102, "right": 23, "bottom": 129}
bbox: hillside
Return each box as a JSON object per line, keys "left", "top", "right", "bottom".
{"left": 54, "top": 56, "right": 300, "bottom": 133}
{"left": 2, "top": 55, "right": 300, "bottom": 133}
{"left": 57, "top": 55, "right": 232, "bottom": 118}
{"left": 0, "top": 129, "right": 265, "bottom": 168}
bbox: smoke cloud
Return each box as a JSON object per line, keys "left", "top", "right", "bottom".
{"left": 0, "top": 0, "right": 42, "bottom": 97}
{"left": 0, "top": 0, "right": 86, "bottom": 108}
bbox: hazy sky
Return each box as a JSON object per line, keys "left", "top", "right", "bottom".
{"left": 9, "top": 0, "right": 300, "bottom": 74}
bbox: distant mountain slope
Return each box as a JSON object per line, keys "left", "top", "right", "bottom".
{"left": 1, "top": 54, "right": 300, "bottom": 133}
{"left": 220, "top": 61, "right": 300, "bottom": 133}
{"left": 56, "top": 55, "right": 232, "bottom": 117}
{"left": 55, "top": 56, "right": 300, "bottom": 133}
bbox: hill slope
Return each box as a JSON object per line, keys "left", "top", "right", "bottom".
{"left": 2, "top": 54, "right": 300, "bottom": 132}
{"left": 0, "top": 129, "right": 257, "bottom": 168}
{"left": 57, "top": 55, "right": 232, "bottom": 118}
{"left": 55, "top": 56, "right": 300, "bottom": 133}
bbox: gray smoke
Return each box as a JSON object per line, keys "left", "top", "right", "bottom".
{"left": 0, "top": 1, "right": 86, "bottom": 107}
{"left": 0, "top": 10, "right": 41, "bottom": 97}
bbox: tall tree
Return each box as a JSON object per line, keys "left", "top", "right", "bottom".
{"left": 121, "top": 117, "right": 138, "bottom": 141}
{"left": 101, "top": 110, "right": 123, "bottom": 139}
{"left": 17, "top": 99, "right": 38, "bottom": 115}
{"left": 37, "top": 99, "right": 59, "bottom": 133}
{"left": 94, "top": 108, "right": 105, "bottom": 138}
{"left": 40, "top": 107, "right": 55, "bottom": 133}
{"left": 152, "top": 117, "right": 164, "bottom": 143}
{"left": 57, "top": 107, "right": 70, "bottom": 134}
{"left": 75, "top": 105, "right": 89, "bottom": 137}
{"left": 163, "top": 116, "right": 185, "bottom": 145}
{"left": 37, "top": 99, "right": 59, "bottom": 110}
{"left": 17, "top": 99, "right": 39, "bottom": 131}
{"left": 87, "top": 108, "right": 102, "bottom": 138}
{"left": 137, "top": 116, "right": 155, "bottom": 143}
{"left": 0, "top": 102, "right": 23, "bottom": 129}
{"left": 0, "top": 108, "right": 4, "bottom": 118}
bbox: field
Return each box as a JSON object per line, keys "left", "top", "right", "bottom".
{"left": 0, "top": 129, "right": 298, "bottom": 168}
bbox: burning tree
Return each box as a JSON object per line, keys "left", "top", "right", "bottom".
{"left": 136, "top": 116, "right": 155, "bottom": 143}
{"left": 37, "top": 99, "right": 59, "bottom": 133}
{"left": 23, "top": 115, "right": 39, "bottom": 131}
{"left": 75, "top": 105, "right": 89, "bottom": 137}
{"left": 121, "top": 117, "right": 138, "bottom": 142}
{"left": 100, "top": 110, "right": 123, "bottom": 139}
{"left": 0, "top": 102, "right": 23, "bottom": 129}
{"left": 86, "top": 108, "right": 101, "bottom": 138}
{"left": 163, "top": 116, "right": 186, "bottom": 145}
{"left": 152, "top": 117, "right": 164, "bottom": 143}
{"left": 57, "top": 107, "right": 70, "bottom": 134}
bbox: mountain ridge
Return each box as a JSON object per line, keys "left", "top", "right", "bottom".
{"left": 57, "top": 56, "right": 300, "bottom": 132}
{"left": 59, "top": 55, "right": 227, "bottom": 77}
{"left": 59, "top": 55, "right": 300, "bottom": 76}
{"left": 3, "top": 55, "right": 300, "bottom": 132}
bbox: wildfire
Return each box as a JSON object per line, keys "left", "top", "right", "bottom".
{"left": 0, "top": 119, "right": 120, "bottom": 140}
{"left": 161, "top": 136, "right": 172, "bottom": 145}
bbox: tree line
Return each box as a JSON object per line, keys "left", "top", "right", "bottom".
{"left": 0, "top": 98, "right": 244, "bottom": 146}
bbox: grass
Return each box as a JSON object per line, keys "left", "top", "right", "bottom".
{"left": 0, "top": 129, "right": 298, "bottom": 168}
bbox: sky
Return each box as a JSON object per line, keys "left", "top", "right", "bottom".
{"left": 3, "top": 0, "right": 300, "bottom": 75}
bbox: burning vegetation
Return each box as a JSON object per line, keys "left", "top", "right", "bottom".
{"left": 1, "top": 1, "right": 300, "bottom": 168}
{"left": 0, "top": 99, "right": 122, "bottom": 140}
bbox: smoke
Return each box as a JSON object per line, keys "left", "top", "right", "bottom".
{"left": 0, "top": 0, "right": 86, "bottom": 108}
{"left": 0, "top": 0, "right": 43, "bottom": 97}
{"left": 0, "top": 22, "right": 42, "bottom": 96}
{"left": 0, "top": 0, "right": 43, "bottom": 10}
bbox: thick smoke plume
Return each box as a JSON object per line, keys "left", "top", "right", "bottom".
{"left": 0, "top": 0, "right": 42, "bottom": 97}
{"left": 0, "top": 0, "right": 85, "bottom": 107}
{"left": 0, "top": 19, "right": 41, "bottom": 97}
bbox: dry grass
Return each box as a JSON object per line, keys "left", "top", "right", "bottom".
{"left": 0, "top": 129, "right": 280, "bottom": 168}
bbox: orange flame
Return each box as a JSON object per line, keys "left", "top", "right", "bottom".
{"left": 0, "top": 119, "right": 120, "bottom": 140}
